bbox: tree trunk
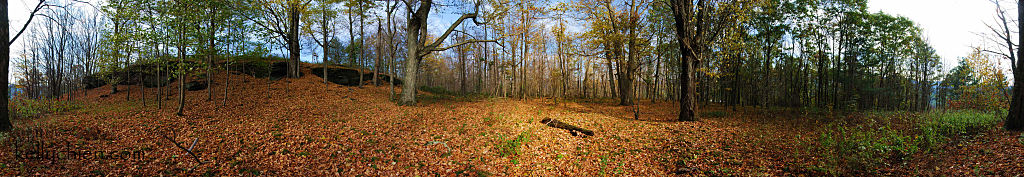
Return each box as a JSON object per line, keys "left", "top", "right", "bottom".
{"left": 112, "top": 22, "right": 120, "bottom": 94}
{"left": 617, "top": 64, "right": 634, "bottom": 106}
{"left": 540, "top": 118, "right": 595, "bottom": 137}
{"left": 358, "top": 3, "right": 366, "bottom": 87}
{"left": 224, "top": 26, "right": 233, "bottom": 106}
{"left": 176, "top": 17, "right": 187, "bottom": 116}
{"left": 1006, "top": 0, "right": 1024, "bottom": 131}
{"left": 374, "top": 22, "right": 381, "bottom": 87}
{"left": 671, "top": 0, "right": 697, "bottom": 121}
{"left": 387, "top": 1, "right": 396, "bottom": 99}
{"left": 459, "top": 32, "right": 467, "bottom": 94}
{"left": 154, "top": 24, "right": 161, "bottom": 109}
{"left": 322, "top": 7, "right": 329, "bottom": 86}
{"left": 125, "top": 37, "right": 130, "bottom": 101}
{"left": 0, "top": 0, "right": 11, "bottom": 131}
{"left": 286, "top": 4, "right": 301, "bottom": 78}
{"left": 1008, "top": 78, "right": 1024, "bottom": 130}
{"left": 207, "top": 7, "right": 217, "bottom": 101}
{"left": 399, "top": 2, "right": 429, "bottom": 106}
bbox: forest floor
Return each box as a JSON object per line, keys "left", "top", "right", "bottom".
{"left": 1, "top": 65, "right": 1022, "bottom": 176}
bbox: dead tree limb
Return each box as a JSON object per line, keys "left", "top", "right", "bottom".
{"left": 160, "top": 131, "right": 205, "bottom": 172}
{"left": 540, "top": 118, "right": 595, "bottom": 137}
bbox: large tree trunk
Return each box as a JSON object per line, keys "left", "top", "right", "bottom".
{"left": 398, "top": 1, "right": 429, "bottom": 106}
{"left": 0, "top": 0, "right": 10, "bottom": 131}
{"left": 1006, "top": 0, "right": 1024, "bottom": 131}
{"left": 398, "top": 0, "right": 489, "bottom": 105}
{"left": 1008, "top": 78, "right": 1024, "bottom": 130}
{"left": 617, "top": 64, "right": 635, "bottom": 106}
{"left": 671, "top": 0, "right": 697, "bottom": 121}
{"left": 286, "top": 4, "right": 301, "bottom": 78}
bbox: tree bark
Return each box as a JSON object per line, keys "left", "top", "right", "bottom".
{"left": 374, "top": 21, "right": 381, "bottom": 86}
{"left": 540, "top": 118, "right": 595, "bottom": 137}
{"left": 286, "top": 3, "right": 301, "bottom": 78}
{"left": 358, "top": 3, "right": 365, "bottom": 87}
{"left": 207, "top": 6, "right": 217, "bottom": 101}
{"left": 1006, "top": 0, "right": 1024, "bottom": 131}
{"left": 322, "top": 5, "right": 329, "bottom": 86}
{"left": 0, "top": 0, "right": 11, "bottom": 131}
{"left": 176, "top": 13, "right": 187, "bottom": 116}
{"left": 671, "top": 0, "right": 698, "bottom": 121}
{"left": 398, "top": 1, "right": 430, "bottom": 106}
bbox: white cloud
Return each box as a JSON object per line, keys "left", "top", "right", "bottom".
{"left": 868, "top": 0, "right": 1004, "bottom": 73}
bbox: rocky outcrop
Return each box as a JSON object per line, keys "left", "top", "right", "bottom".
{"left": 310, "top": 66, "right": 402, "bottom": 86}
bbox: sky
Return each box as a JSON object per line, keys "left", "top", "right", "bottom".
{"left": 1, "top": 0, "right": 1012, "bottom": 81}
{"left": 8, "top": 0, "right": 49, "bottom": 82}
{"left": 868, "top": 0, "right": 1005, "bottom": 73}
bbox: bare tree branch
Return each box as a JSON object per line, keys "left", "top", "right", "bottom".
{"left": 11, "top": 0, "right": 48, "bottom": 44}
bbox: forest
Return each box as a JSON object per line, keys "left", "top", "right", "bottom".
{"left": 0, "top": 0, "right": 1022, "bottom": 176}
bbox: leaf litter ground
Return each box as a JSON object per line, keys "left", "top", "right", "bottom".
{"left": 1, "top": 65, "right": 1021, "bottom": 176}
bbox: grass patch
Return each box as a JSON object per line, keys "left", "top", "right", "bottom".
{"left": 419, "top": 86, "right": 455, "bottom": 95}
{"left": 816, "top": 124, "right": 918, "bottom": 174}
{"left": 920, "top": 110, "right": 1003, "bottom": 139}
{"left": 483, "top": 112, "right": 498, "bottom": 127}
{"left": 496, "top": 131, "right": 532, "bottom": 163}
{"left": 813, "top": 110, "right": 1004, "bottom": 175}
{"left": 418, "top": 86, "right": 488, "bottom": 103}
{"left": 1018, "top": 133, "right": 1024, "bottom": 146}
{"left": 10, "top": 98, "right": 80, "bottom": 119}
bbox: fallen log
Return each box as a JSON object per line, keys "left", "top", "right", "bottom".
{"left": 540, "top": 118, "right": 595, "bottom": 137}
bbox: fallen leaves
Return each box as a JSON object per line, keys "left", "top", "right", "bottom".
{"left": 0, "top": 65, "right": 1020, "bottom": 176}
